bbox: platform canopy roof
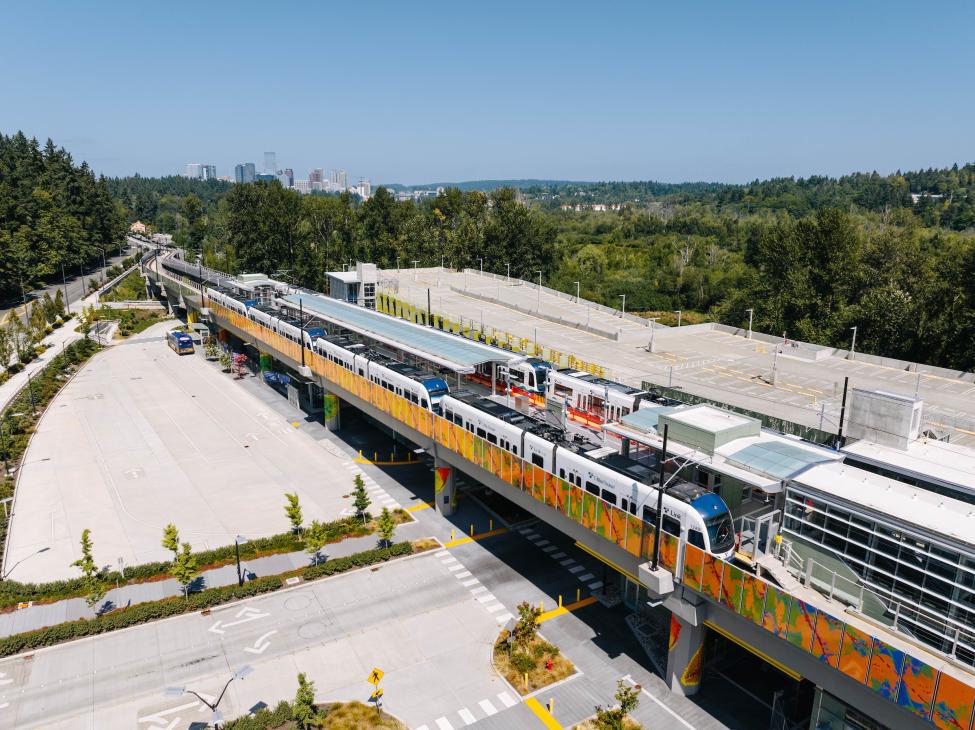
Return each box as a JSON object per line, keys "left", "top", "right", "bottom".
{"left": 283, "top": 292, "right": 520, "bottom": 373}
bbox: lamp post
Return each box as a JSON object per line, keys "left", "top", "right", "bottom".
{"left": 745, "top": 308, "right": 754, "bottom": 339}
{"left": 651, "top": 425, "right": 670, "bottom": 571}
{"left": 165, "top": 666, "right": 253, "bottom": 730}
{"left": 674, "top": 310, "right": 682, "bottom": 327}
{"left": 506, "top": 262, "right": 510, "bottom": 282}
{"left": 536, "top": 271, "right": 542, "bottom": 311}
{"left": 2, "top": 546, "right": 50, "bottom": 580}
{"left": 234, "top": 535, "right": 248, "bottom": 586}
{"left": 574, "top": 281, "right": 580, "bottom": 303}
{"left": 850, "top": 326, "right": 858, "bottom": 361}
{"left": 478, "top": 257, "right": 483, "bottom": 275}
{"left": 619, "top": 294, "right": 626, "bottom": 317}
{"left": 61, "top": 263, "right": 70, "bottom": 310}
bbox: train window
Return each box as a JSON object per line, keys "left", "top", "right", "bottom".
{"left": 512, "top": 446, "right": 518, "bottom": 456}
{"left": 628, "top": 501, "right": 636, "bottom": 515}
{"left": 642, "top": 506, "right": 657, "bottom": 523}
{"left": 421, "top": 399, "right": 428, "bottom": 408}
{"left": 688, "top": 529, "right": 706, "bottom": 549}
{"left": 476, "top": 428, "right": 486, "bottom": 439}
{"left": 585, "top": 481, "right": 599, "bottom": 496}
{"left": 601, "top": 489, "right": 617, "bottom": 505}
{"left": 454, "top": 414, "right": 463, "bottom": 426}
{"left": 487, "top": 433, "right": 497, "bottom": 444}
{"left": 621, "top": 498, "right": 628, "bottom": 512}
{"left": 663, "top": 515, "right": 681, "bottom": 536}
{"left": 531, "top": 453, "right": 544, "bottom": 467}
{"left": 559, "top": 469, "right": 566, "bottom": 479}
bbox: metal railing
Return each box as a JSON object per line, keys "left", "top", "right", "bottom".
{"left": 773, "top": 537, "right": 975, "bottom": 665}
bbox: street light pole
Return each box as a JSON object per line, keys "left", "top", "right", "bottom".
{"left": 745, "top": 308, "right": 754, "bottom": 339}
{"left": 478, "top": 257, "right": 483, "bottom": 275}
{"left": 619, "top": 294, "right": 626, "bottom": 317}
{"left": 234, "top": 535, "right": 248, "bottom": 586}
{"left": 536, "top": 271, "right": 542, "bottom": 311}
{"left": 850, "top": 326, "right": 858, "bottom": 361}
{"left": 574, "top": 281, "right": 580, "bottom": 303}
{"left": 506, "top": 262, "right": 510, "bottom": 282}
{"left": 651, "top": 424, "right": 670, "bottom": 571}
{"left": 61, "top": 263, "right": 70, "bottom": 310}
{"left": 674, "top": 310, "right": 682, "bottom": 327}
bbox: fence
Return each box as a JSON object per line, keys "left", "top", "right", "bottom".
{"left": 375, "top": 290, "right": 608, "bottom": 377}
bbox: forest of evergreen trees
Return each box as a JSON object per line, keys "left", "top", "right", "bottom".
{"left": 0, "top": 132, "right": 125, "bottom": 301}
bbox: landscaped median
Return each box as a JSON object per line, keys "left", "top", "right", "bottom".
{"left": 0, "top": 540, "right": 424, "bottom": 658}
{"left": 493, "top": 602, "right": 576, "bottom": 695}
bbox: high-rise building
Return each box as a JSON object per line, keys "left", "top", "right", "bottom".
{"left": 264, "top": 151, "right": 277, "bottom": 174}
{"left": 184, "top": 162, "right": 202, "bottom": 178}
{"left": 202, "top": 164, "right": 217, "bottom": 181}
{"left": 234, "top": 162, "right": 256, "bottom": 184}
{"left": 337, "top": 169, "right": 347, "bottom": 189}
{"left": 309, "top": 168, "right": 323, "bottom": 184}
{"left": 358, "top": 179, "right": 372, "bottom": 198}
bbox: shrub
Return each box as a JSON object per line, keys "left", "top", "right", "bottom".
{"left": 223, "top": 700, "right": 293, "bottom": 729}
{"left": 0, "top": 541, "right": 414, "bottom": 657}
{"left": 511, "top": 652, "right": 537, "bottom": 673}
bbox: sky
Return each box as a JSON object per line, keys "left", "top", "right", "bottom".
{"left": 1, "top": 1, "right": 973, "bottom": 185}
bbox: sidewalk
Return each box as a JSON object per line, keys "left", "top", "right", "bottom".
{"left": 0, "top": 278, "right": 125, "bottom": 414}
{"left": 0, "top": 518, "right": 428, "bottom": 638}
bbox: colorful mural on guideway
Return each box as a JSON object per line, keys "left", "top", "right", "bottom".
{"left": 207, "top": 298, "right": 975, "bottom": 730}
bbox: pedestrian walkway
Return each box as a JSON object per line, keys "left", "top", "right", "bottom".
{"left": 0, "top": 519, "right": 427, "bottom": 639}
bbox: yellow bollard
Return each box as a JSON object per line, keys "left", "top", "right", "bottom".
{"left": 548, "top": 698, "right": 554, "bottom": 714}
{"left": 558, "top": 594, "right": 563, "bottom": 608}
{"left": 540, "top": 600, "right": 544, "bottom": 612}
{"left": 358, "top": 449, "right": 362, "bottom": 458}
{"left": 374, "top": 451, "right": 377, "bottom": 462}
{"left": 470, "top": 524, "right": 474, "bottom": 537}
{"left": 489, "top": 519, "right": 493, "bottom": 531}
{"left": 450, "top": 528, "right": 455, "bottom": 541}
{"left": 524, "top": 673, "right": 528, "bottom": 690}
{"left": 576, "top": 588, "right": 581, "bottom": 603}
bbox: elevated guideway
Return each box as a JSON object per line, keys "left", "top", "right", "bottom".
{"left": 145, "top": 254, "right": 975, "bottom": 730}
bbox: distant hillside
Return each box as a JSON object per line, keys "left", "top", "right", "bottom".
{"left": 378, "top": 179, "right": 586, "bottom": 192}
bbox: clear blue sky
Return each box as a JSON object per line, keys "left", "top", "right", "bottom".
{"left": 2, "top": 1, "right": 972, "bottom": 184}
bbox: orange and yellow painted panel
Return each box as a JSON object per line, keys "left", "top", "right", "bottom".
{"left": 682, "top": 544, "right": 704, "bottom": 592}
{"left": 785, "top": 599, "right": 817, "bottom": 652}
{"left": 838, "top": 624, "right": 872, "bottom": 685}
{"left": 762, "top": 586, "right": 792, "bottom": 639}
{"left": 810, "top": 611, "right": 843, "bottom": 669}
{"left": 738, "top": 573, "right": 767, "bottom": 626}
{"left": 931, "top": 671, "right": 975, "bottom": 730}
{"left": 719, "top": 563, "right": 744, "bottom": 612}
{"left": 700, "top": 553, "right": 721, "bottom": 601}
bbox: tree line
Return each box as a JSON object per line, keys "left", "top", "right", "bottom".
{"left": 0, "top": 132, "right": 126, "bottom": 302}
{"left": 111, "top": 163, "right": 975, "bottom": 371}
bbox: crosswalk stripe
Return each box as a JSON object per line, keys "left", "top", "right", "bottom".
{"left": 497, "top": 692, "right": 516, "bottom": 708}
{"left": 461, "top": 578, "right": 479, "bottom": 587}
{"left": 486, "top": 603, "right": 506, "bottom": 613}
{"left": 435, "top": 717, "right": 454, "bottom": 730}
{"left": 455, "top": 570, "right": 472, "bottom": 578}
{"left": 479, "top": 698, "right": 499, "bottom": 716}
{"left": 495, "top": 612, "right": 514, "bottom": 623}
{"left": 578, "top": 573, "right": 594, "bottom": 581}
{"left": 458, "top": 708, "right": 476, "bottom": 725}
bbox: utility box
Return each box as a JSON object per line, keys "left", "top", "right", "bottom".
{"left": 846, "top": 388, "right": 922, "bottom": 450}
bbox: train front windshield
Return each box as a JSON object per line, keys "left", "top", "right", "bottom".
{"left": 706, "top": 514, "right": 735, "bottom": 554}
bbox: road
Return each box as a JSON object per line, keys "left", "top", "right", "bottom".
{"left": 0, "top": 243, "right": 137, "bottom": 326}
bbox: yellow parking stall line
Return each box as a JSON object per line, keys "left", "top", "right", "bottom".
{"left": 524, "top": 697, "right": 562, "bottom": 729}
{"left": 406, "top": 502, "right": 432, "bottom": 513}
{"left": 538, "top": 596, "right": 598, "bottom": 623}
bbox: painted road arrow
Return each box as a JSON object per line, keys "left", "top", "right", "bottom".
{"left": 243, "top": 630, "right": 278, "bottom": 655}
{"left": 208, "top": 606, "right": 270, "bottom": 634}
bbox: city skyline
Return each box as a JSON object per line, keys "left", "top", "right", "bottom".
{"left": 1, "top": 3, "right": 971, "bottom": 184}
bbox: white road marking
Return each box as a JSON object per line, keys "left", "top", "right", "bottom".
{"left": 137, "top": 700, "right": 198, "bottom": 726}
{"left": 435, "top": 717, "right": 454, "bottom": 730}
{"left": 578, "top": 573, "right": 594, "bottom": 581}
{"left": 447, "top": 564, "right": 463, "bottom": 572}
{"left": 497, "top": 692, "right": 516, "bottom": 708}
{"left": 542, "top": 546, "right": 557, "bottom": 553}
{"left": 457, "top": 708, "right": 476, "bottom": 725}
{"left": 486, "top": 603, "right": 506, "bottom": 613}
{"left": 475, "top": 593, "right": 497, "bottom": 603}
{"left": 208, "top": 607, "right": 269, "bottom": 634}
{"left": 243, "top": 629, "right": 278, "bottom": 654}
{"left": 551, "top": 551, "right": 566, "bottom": 559}
{"left": 569, "top": 565, "right": 584, "bottom": 574}
{"left": 560, "top": 559, "right": 575, "bottom": 566}
{"left": 495, "top": 612, "right": 514, "bottom": 623}
{"left": 470, "top": 586, "right": 488, "bottom": 595}
{"left": 461, "top": 578, "right": 479, "bottom": 587}
{"left": 588, "top": 581, "right": 603, "bottom": 590}
{"left": 479, "top": 698, "right": 498, "bottom": 715}
{"left": 535, "top": 539, "right": 550, "bottom": 547}
{"left": 622, "top": 675, "right": 696, "bottom": 729}
{"left": 455, "top": 570, "right": 472, "bottom": 578}
{"left": 435, "top": 550, "right": 449, "bottom": 557}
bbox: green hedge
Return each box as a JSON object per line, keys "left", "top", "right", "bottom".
{"left": 0, "top": 517, "right": 374, "bottom": 609}
{"left": 0, "top": 542, "right": 414, "bottom": 657}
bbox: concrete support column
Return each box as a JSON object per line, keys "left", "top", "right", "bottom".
{"left": 434, "top": 457, "right": 457, "bottom": 517}
{"left": 259, "top": 352, "right": 272, "bottom": 372}
{"left": 621, "top": 437, "right": 631, "bottom": 458}
{"left": 323, "top": 392, "right": 341, "bottom": 431}
{"left": 665, "top": 613, "right": 706, "bottom": 696}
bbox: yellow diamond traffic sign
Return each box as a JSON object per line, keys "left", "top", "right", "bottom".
{"left": 370, "top": 688, "right": 384, "bottom": 701}
{"left": 368, "top": 668, "right": 384, "bottom": 685}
